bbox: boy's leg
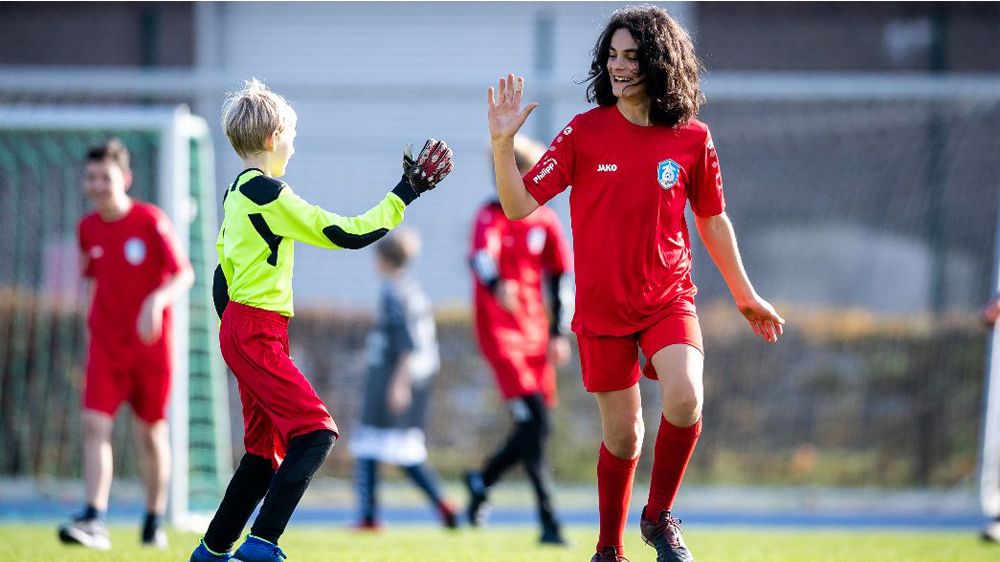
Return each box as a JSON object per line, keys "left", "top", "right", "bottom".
{"left": 134, "top": 418, "right": 170, "bottom": 546}
{"left": 578, "top": 331, "right": 645, "bottom": 557}
{"left": 403, "top": 462, "right": 458, "bottom": 529}
{"left": 202, "top": 453, "right": 276, "bottom": 553}
{"left": 130, "top": 343, "right": 173, "bottom": 546}
{"left": 637, "top": 338, "right": 703, "bottom": 562}
{"left": 402, "top": 462, "right": 444, "bottom": 505}
{"left": 83, "top": 409, "right": 115, "bottom": 514}
{"left": 516, "top": 394, "right": 561, "bottom": 535}
{"left": 217, "top": 304, "right": 338, "bottom": 549}
{"left": 594, "top": 386, "right": 643, "bottom": 555}
{"left": 355, "top": 458, "right": 379, "bottom": 525}
{"left": 58, "top": 409, "right": 114, "bottom": 549}
{"left": 478, "top": 393, "right": 540, "bottom": 488}
{"left": 645, "top": 344, "right": 703, "bottom": 518}
{"left": 249, "top": 429, "right": 336, "bottom": 543}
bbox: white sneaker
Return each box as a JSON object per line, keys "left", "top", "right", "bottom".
{"left": 58, "top": 517, "right": 111, "bottom": 550}
{"left": 983, "top": 520, "right": 1000, "bottom": 543}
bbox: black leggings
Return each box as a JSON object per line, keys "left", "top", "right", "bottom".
{"left": 480, "top": 392, "right": 558, "bottom": 529}
{"left": 204, "top": 429, "right": 335, "bottom": 551}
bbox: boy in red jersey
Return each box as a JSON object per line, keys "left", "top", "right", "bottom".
{"left": 465, "top": 135, "right": 574, "bottom": 546}
{"left": 59, "top": 139, "right": 194, "bottom": 550}
{"left": 486, "top": 6, "right": 785, "bottom": 562}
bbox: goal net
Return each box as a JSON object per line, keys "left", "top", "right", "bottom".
{"left": 0, "top": 105, "right": 230, "bottom": 529}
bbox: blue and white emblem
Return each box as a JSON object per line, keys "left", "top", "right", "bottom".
{"left": 124, "top": 237, "right": 146, "bottom": 265}
{"left": 657, "top": 159, "right": 681, "bottom": 190}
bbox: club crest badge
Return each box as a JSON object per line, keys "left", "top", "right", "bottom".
{"left": 124, "top": 237, "right": 147, "bottom": 265}
{"left": 657, "top": 159, "right": 681, "bottom": 190}
{"left": 527, "top": 226, "right": 547, "bottom": 255}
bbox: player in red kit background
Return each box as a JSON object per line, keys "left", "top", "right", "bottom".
{"left": 465, "top": 135, "right": 574, "bottom": 546}
{"left": 486, "top": 6, "right": 784, "bottom": 562}
{"left": 60, "top": 139, "right": 193, "bottom": 550}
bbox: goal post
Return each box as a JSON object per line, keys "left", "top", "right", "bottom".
{"left": 0, "top": 105, "right": 230, "bottom": 530}
{"left": 981, "top": 181, "right": 1000, "bottom": 519}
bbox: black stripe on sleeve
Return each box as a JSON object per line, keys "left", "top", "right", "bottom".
{"left": 248, "top": 214, "right": 283, "bottom": 266}
{"left": 322, "top": 224, "right": 389, "bottom": 249}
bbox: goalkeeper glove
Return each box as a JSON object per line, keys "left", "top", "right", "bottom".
{"left": 403, "top": 139, "right": 454, "bottom": 195}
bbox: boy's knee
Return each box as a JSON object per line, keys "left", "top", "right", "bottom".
{"left": 604, "top": 417, "right": 644, "bottom": 459}
{"left": 281, "top": 430, "right": 335, "bottom": 483}
{"left": 664, "top": 391, "right": 702, "bottom": 427}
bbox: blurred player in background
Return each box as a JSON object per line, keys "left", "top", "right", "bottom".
{"left": 984, "top": 293, "right": 1000, "bottom": 543}
{"left": 189, "top": 78, "right": 452, "bottom": 562}
{"left": 349, "top": 227, "right": 458, "bottom": 530}
{"left": 60, "top": 139, "right": 194, "bottom": 550}
{"left": 486, "top": 6, "right": 784, "bottom": 561}
{"left": 465, "top": 135, "right": 574, "bottom": 546}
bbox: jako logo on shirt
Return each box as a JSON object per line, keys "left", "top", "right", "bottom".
{"left": 124, "top": 237, "right": 147, "bottom": 265}
{"left": 657, "top": 159, "right": 681, "bottom": 190}
{"left": 532, "top": 157, "right": 557, "bottom": 184}
{"left": 597, "top": 164, "right": 617, "bottom": 172}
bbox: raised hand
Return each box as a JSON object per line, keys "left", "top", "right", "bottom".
{"left": 403, "top": 139, "right": 453, "bottom": 194}
{"left": 738, "top": 295, "right": 785, "bottom": 343}
{"left": 487, "top": 73, "right": 538, "bottom": 141}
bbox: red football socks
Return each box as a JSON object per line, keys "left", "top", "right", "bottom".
{"left": 596, "top": 442, "right": 639, "bottom": 553}
{"left": 645, "top": 415, "right": 702, "bottom": 519}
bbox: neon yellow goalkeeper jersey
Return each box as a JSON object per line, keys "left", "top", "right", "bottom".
{"left": 215, "top": 168, "right": 417, "bottom": 317}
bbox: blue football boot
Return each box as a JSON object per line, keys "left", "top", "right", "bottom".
{"left": 189, "top": 538, "right": 233, "bottom": 561}
{"left": 233, "top": 535, "right": 287, "bottom": 561}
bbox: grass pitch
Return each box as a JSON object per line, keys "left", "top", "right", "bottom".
{"left": 0, "top": 524, "right": 996, "bottom": 561}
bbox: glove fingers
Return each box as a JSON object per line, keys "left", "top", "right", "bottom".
{"left": 416, "top": 139, "right": 437, "bottom": 166}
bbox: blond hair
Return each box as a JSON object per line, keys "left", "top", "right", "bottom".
{"left": 221, "top": 78, "right": 297, "bottom": 158}
{"left": 376, "top": 227, "right": 421, "bottom": 270}
{"left": 512, "top": 135, "right": 547, "bottom": 174}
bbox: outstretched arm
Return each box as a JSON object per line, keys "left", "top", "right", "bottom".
{"left": 488, "top": 74, "right": 540, "bottom": 220}
{"left": 696, "top": 212, "right": 784, "bottom": 342}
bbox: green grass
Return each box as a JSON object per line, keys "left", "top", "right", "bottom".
{"left": 0, "top": 524, "right": 996, "bottom": 561}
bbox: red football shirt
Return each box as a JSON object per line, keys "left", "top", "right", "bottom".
{"left": 470, "top": 201, "right": 572, "bottom": 399}
{"left": 78, "top": 201, "right": 188, "bottom": 352}
{"left": 524, "top": 106, "right": 725, "bottom": 337}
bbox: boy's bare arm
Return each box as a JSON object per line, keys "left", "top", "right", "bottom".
{"left": 695, "top": 212, "right": 784, "bottom": 342}
{"left": 137, "top": 265, "right": 194, "bottom": 344}
{"left": 386, "top": 353, "right": 413, "bottom": 415}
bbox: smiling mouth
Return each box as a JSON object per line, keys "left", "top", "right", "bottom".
{"left": 613, "top": 76, "right": 634, "bottom": 84}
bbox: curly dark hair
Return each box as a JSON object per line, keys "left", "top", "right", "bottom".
{"left": 585, "top": 5, "right": 705, "bottom": 127}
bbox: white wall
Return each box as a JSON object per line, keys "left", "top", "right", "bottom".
{"left": 200, "top": 1, "right": 685, "bottom": 311}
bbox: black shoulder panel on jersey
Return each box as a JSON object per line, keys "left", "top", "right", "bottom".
{"left": 248, "top": 213, "right": 283, "bottom": 266}
{"left": 240, "top": 175, "right": 285, "bottom": 206}
{"left": 322, "top": 224, "right": 389, "bottom": 250}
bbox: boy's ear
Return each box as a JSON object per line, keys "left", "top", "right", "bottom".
{"left": 122, "top": 170, "right": 134, "bottom": 192}
{"left": 265, "top": 130, "right": 278, "bottom": 152}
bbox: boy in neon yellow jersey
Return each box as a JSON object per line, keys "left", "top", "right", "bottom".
{"left": 190, "top": 78, "right": 452, "bottom": 562}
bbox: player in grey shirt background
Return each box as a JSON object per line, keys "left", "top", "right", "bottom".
{"left": 349, "top": 228, "right": 459, "bottom": 529}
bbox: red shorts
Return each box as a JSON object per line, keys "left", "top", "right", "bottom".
{"left": 577, "top": 310, "right": 703, "bottom": 393}
{"left": 220, "top": 302, "right": 338, "bottom": 469}
{"left": 479, "top": 339, "right": 557, "bottom": 407}
{"left": 83, "top": 337, "right": 171, "bottom": 423}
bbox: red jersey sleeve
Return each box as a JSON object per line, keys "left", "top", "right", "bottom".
{"left": 470, "top": 205, "right": 505, "bottom": 286}
{"left": 77, "top": 219, "right": 94, "bottom": 278}
{"left": 540, "top": 211, "right": 572, "bottom": 276}
{"left": 688, "top": 128, "right": 726, "bottom": 217}
{"left": 523, "top": 117, "right": 579, "bottom": 206}
{"left": 149, "top": 207, "right": 189, "bottom": 277}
